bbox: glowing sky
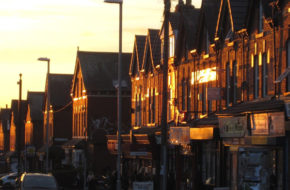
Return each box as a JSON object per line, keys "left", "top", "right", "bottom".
{"left": 0, "top": 0, "right": 201, "bottom": 108}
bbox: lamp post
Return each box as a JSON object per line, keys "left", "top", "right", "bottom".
{"left": 38, "top": 57, "right": 50, "bottom": 173}
{"left": 103, "top": 1, "right": 123, "bottom": 190}
{"left": 17, "top": 73, "right": 22, "bottom": 177}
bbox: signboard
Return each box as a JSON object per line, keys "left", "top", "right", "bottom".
{"left": 251, "top": 113, "right": 268, "bottom": 135}
{"left": 133, "top": 181, "right": 153, "bottom": 190}
{"left": 130, "top": 152, "right": 148, "bottom": 156}
{"left": 219, "top": 116, "right": 247, "bottom": 137}
{"left": 251, "top": 112, "right": 285, "bottom": 136}
{"left": 207, "top": 87, "right": 221, "bottom": 100}
{"left": 190, "top": 127, "right": 214, "bottom": 140}
{"left": 169, "top": 127, "right": 190, "bottom": 145}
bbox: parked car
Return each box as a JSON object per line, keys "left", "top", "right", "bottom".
{"left": 16, "top": 173, "right": 58, "bottom": 190}
{"left": 0, "top": 172, "right": 18, "bottom": 188}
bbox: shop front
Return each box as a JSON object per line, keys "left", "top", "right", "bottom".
{"left": 169, "top": 124, "right": 220, "bottom": 190}
{"left": 218, "top": 107, "right": 288, "bottom": 190}
{"left": 107, "top": 133, "right": 159, "bottom": 190}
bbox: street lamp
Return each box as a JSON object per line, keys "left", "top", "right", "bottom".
{"left": 38, "top": 57, "right": 50, "bottom": 173}
{"left": 104, "top": 1, "right": 123, "bottom": 190}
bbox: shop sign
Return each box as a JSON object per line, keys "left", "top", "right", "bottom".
{"left": 251, "top": 112, "right": 285, "bottom": 136}
{"left": 219, "top": 116, "right": 247, "bottom": 137}
{"left": 190, "top": 127, "right": 214, "bottom": 140}
{"left": 169, "top": 127, "right": 190, "bottom": 145}
{"left": 133, "top": 181, "right": 153, "bottom": 190}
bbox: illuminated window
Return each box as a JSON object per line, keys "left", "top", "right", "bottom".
{"left": 169, "top": 35, "right": 175, "bottom": 58}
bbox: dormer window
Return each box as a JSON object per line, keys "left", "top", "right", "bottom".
{"left": 169, "top": 35, "right": 175, "bottom": 58}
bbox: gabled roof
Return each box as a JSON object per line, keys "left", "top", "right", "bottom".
{"left": 0, "top": 108, "right": 11, "bottom": 121}
{"left": 47, "top": 74, "right": 73, "bottom": 108}
{"left": 201, "top": 0, "right": 220, "bottom": 42}
{"left": 181, "top": 7, "right": 200, "bottom": 50}
{"left": 129, "top": 35, "right": 146, "bottom": 77}
{"left": 216, "top": 0, "right": 250, "bottom": 37}
{"left": 74, "top": 51, "right": 132, "bottom": 92}
{"left": 0, "top": 108, "right": 11, "bottom": 131}
{"left": 10, "top": 99, "right": 27, "bottom": 124}
{"left": 148, "top": 29, "right": 161, "bottom": 67}
{"left": 142, "top": 29, "right": 161, "bottom": 74}
{"left": 27, "top": 91, "right": 44, "bottom": 121}
{"left": 169, "top": 12, "right": 181, "bottom": 31}
{"left": 230, "top": 0, "right": 249, "bottom": 31}
{"left": 175, "top": 6, "right": 200, "bottom": 62}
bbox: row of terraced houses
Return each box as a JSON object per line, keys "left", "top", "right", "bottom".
{"left": 0, "top": 0, "right": 290, "bottom": 189}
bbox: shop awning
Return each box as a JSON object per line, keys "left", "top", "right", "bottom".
{"left": 62, "top": 138, "right": 85, "bottom": 149}
{"left": 217, "top": 99, "right": 285, "bottom": 116}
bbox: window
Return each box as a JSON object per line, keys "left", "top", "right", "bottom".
{"left": 187, "top": 78, "right": 191, "bottom": 112}
{"left": 148, "top": 88, "right": 151, "bottom": 123}
{"left": 254, "top": 55, "right": 259, "bottom": 98}
{"left": 135, "top": 94, "right": 138, "bottom": 126}
{"left": 202, "top": 84, "right": 206, "bottom": 114}
{"left": 226, "top": 62, "right": 230, "bottom": 106}
{"left": 182, "top": 78, "right": 186, "bottom": 111}
{"left": 152, "top": 89, "right": 156, "bottom": 123}
{"left": 169, "top": 35, "right": 175, "bottom": 58}
{"left": 262, "top": 53, "right": 268, "bottom": 97}
{"left": 232, "top": 61, "right": 237, "bottom": 104}
{"left": 287, "top": 40, "right": 290, "bottom": 92}
{"left": 138, "top": 92, "right": 142, "bottom": 126}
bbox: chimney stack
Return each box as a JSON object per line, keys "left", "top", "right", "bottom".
{"left": 186, "top": 0, "right": 192, "bottom": 5}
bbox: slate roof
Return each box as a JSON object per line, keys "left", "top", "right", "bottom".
{"left": 10, "top": 99, "right": 28, "bottom": 124}
{"left": 136, "top": 36, "right": 147, "bottom": 70}
{"left": 182, "top": 8, "right": 200, "bottom": 50}
{"left": 48, "top": 74, "right": 73, "bottom": 108}
{"left": 0, "top": 108, "right": 11, "bottom": 121}
{"left": 77, "top": 51, "right": 132, "bottom": 92}
{"left": 218, "top": 99, "right": 285, "bottom": 116}
{"left": 0, "top": 108, "right": 11, "bottom": 131}
{"left": 201, "top": 0, "right": 220, "bottom": 42}
{"left": 27, "top": 92, "right": 44, "bottom": 121}
{"left": 148, "top": 29, "right": 161, "bottom": 67}
{"left": 229, "top": 0, "right": 249, "bottom": 31}
{"left": 130, "top": 35, "right": 146, "bottom": 76}
{"left": 169, "top": 12, "right": 181, "bottom": 31}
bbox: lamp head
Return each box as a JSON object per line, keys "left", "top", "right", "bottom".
{"left": 104, "top": 0, "right": 123, "bottom": 3}
{"left": 38, "top": 57, "right": 50, "bottom": 62}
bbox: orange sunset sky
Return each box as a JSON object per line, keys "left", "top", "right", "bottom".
{"left": 0, "top": 0, "right": 201, "bottom": 108}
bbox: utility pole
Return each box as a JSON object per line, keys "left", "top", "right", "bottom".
{"left": 17, "top": 73, "right": 22, "bottom": 176}
{"left": 160, "top": 0, "right": 170, "bottom": 189}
